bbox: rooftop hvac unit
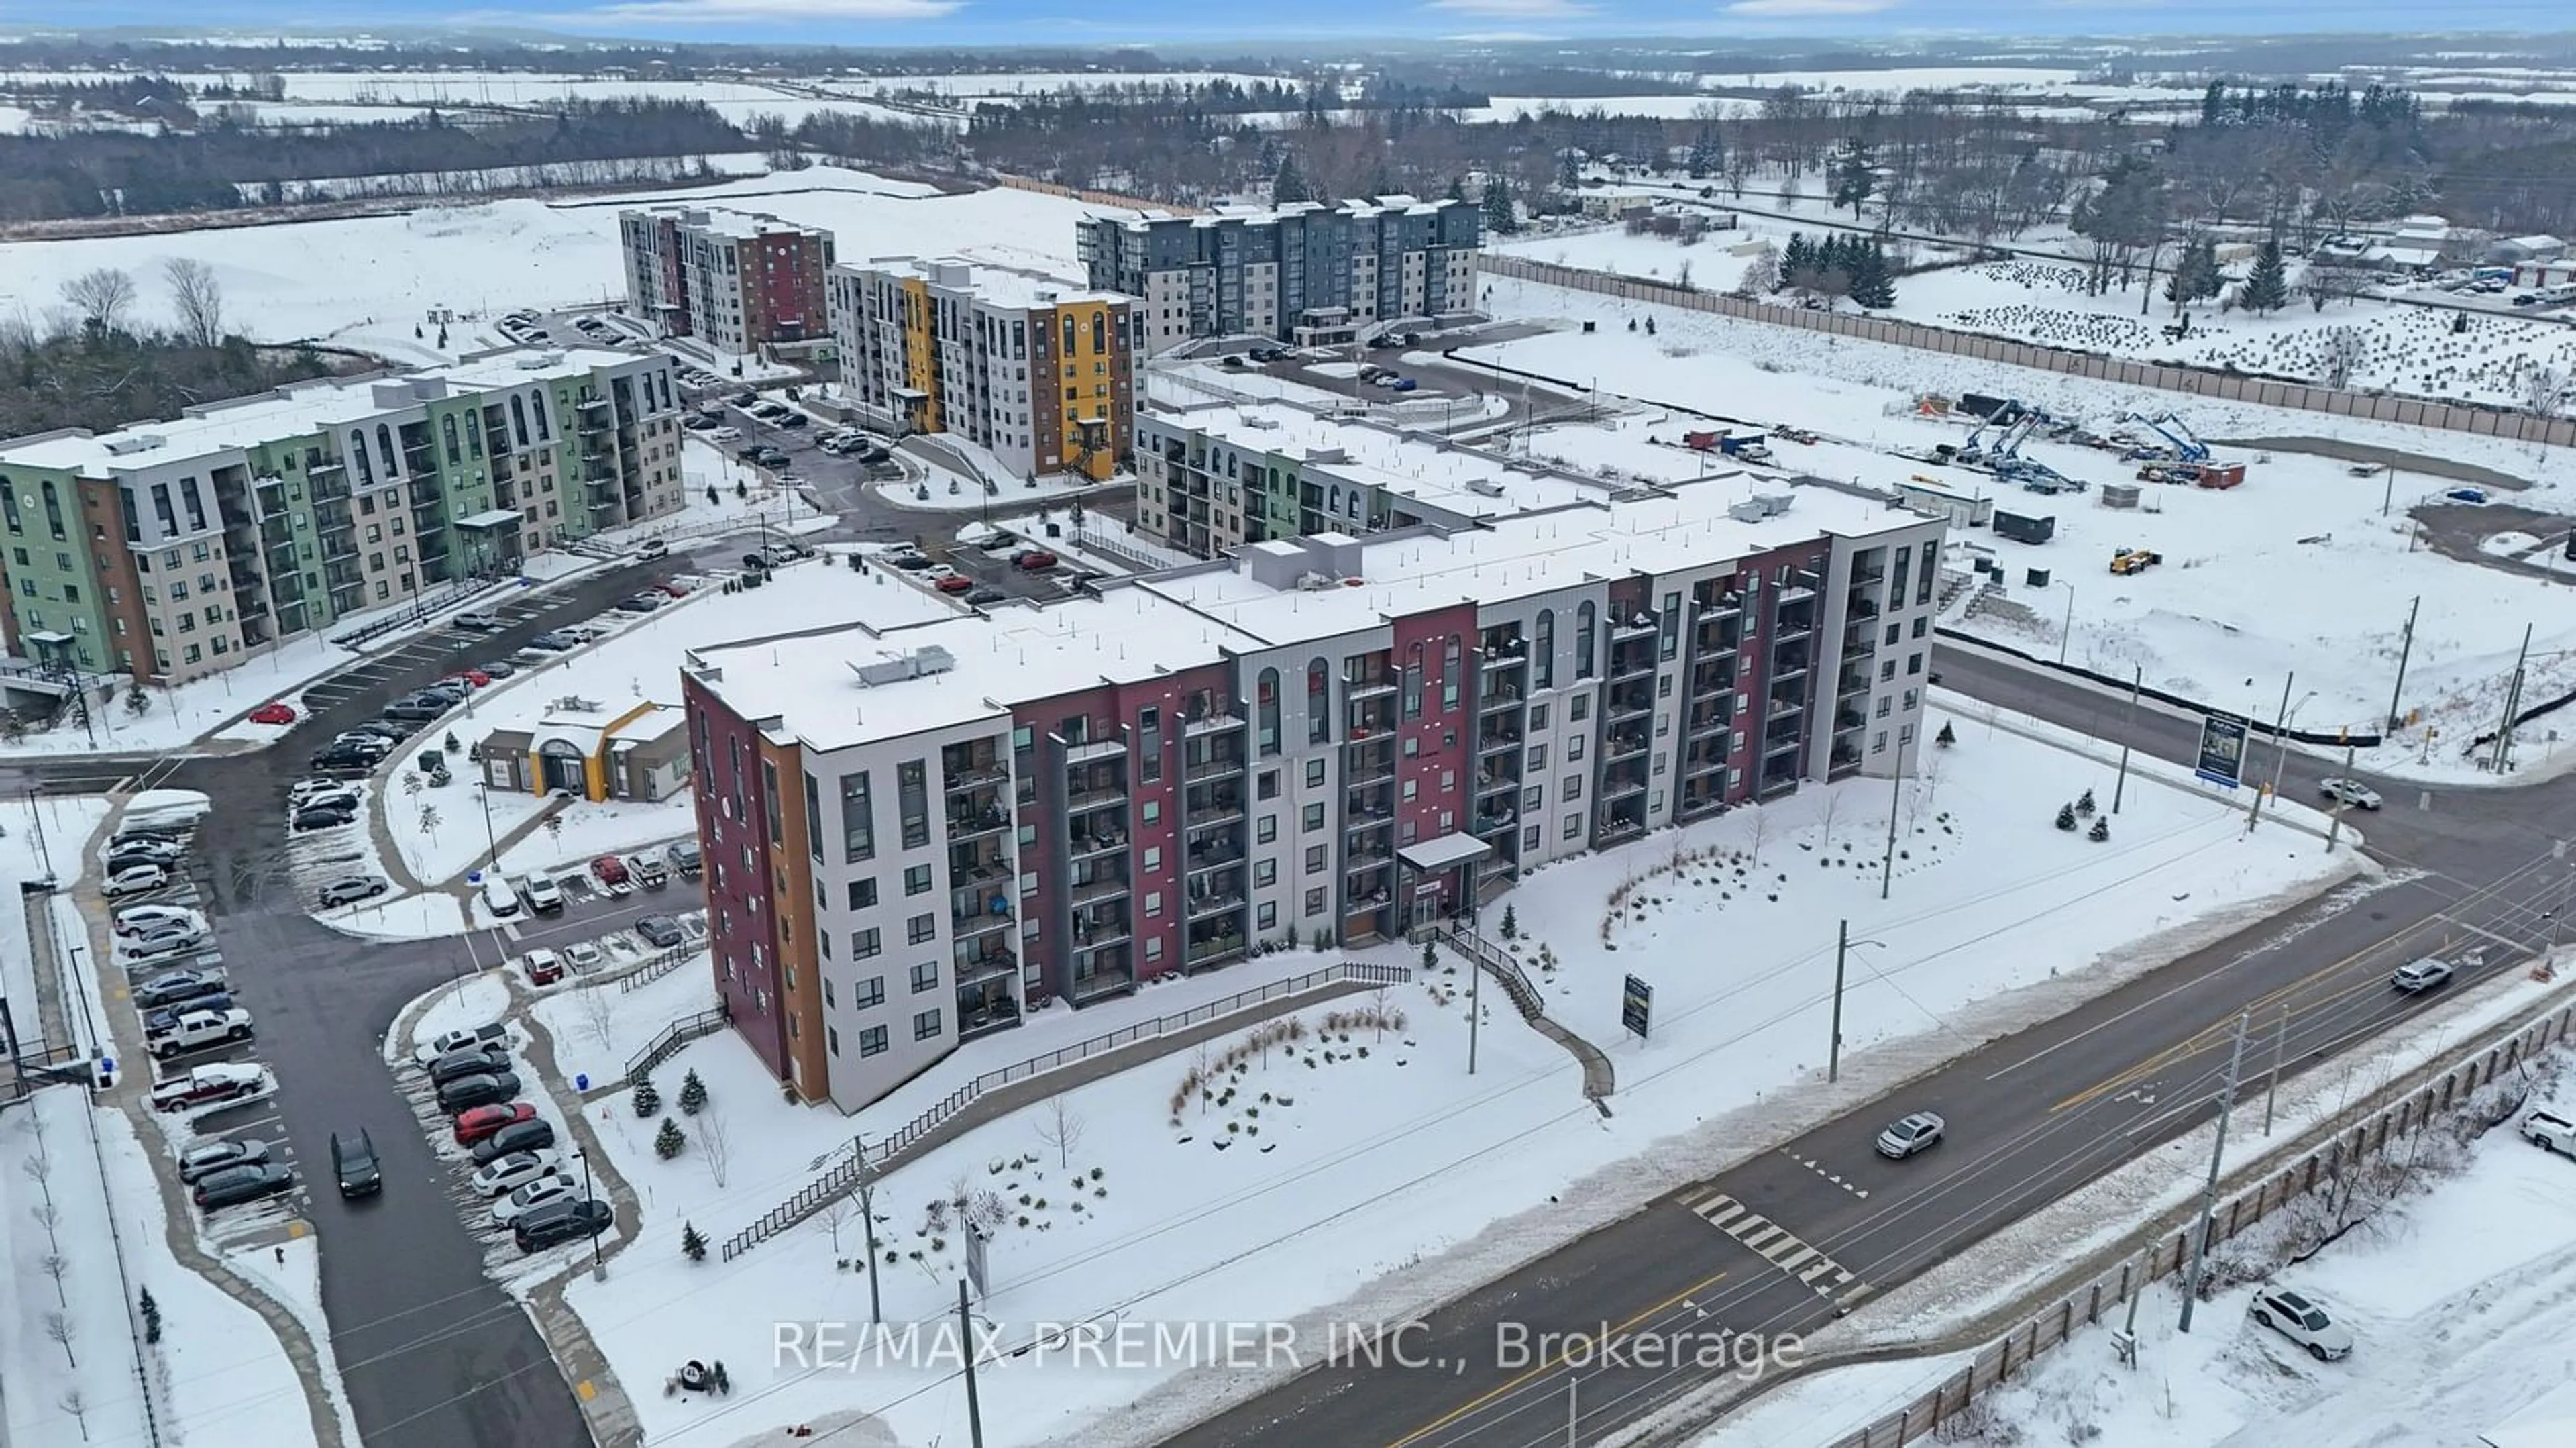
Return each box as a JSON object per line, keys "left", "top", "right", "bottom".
{"left": 103, "top": 433, "right": 166, "bottom": 456}
{"left": 1727, "top": 501, "right": 1769, "bottom": 523}
{"left": 851, "top": 645, "right": 959, "bottom": 688}
{"left": 1297, "top": 572, "right": 1339, "bottom": 590}
{"left": 1466, "top": 479, "right": 1508, "bottom": 498}
{"left": 1752, "top": 492, "right": 1794, "bottom": 517}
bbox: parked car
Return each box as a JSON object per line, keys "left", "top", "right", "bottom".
{"left": 382, "top": 695, "right": 449, "bottom": 721}
{"left": 665, "top": 840, "right": 702, "bottom": 878}
{"left": 471, "top": 1118, "right": 558, "bottom": 1166}
{"left": 412, "top": 1022, "right": 507, "bottom": 1069}
{"left": 417, "top": 680, "right": 472, "bottom": 704}
{"left": 454, "top": 1102, "right": 539, "bottom": 1146}
{"left": 134, "top": 970, "right": 227, "bottom": 1011}
{"left": 965, "top": 586, "right": 1005, "bottom": 605}
{"left": 293, "top": 790, "right": 360, "bottom": 819}
{"left": 635, "top": 915, "right": 686, "bottom": 949}
{"left": 524, "top": 949, "right": 565, "bottom": 986}
{"left": 248, "top": 701, "right": 297, "bottom": 725}
{"left": 636, "top": 537, "right": 669, "bottom": 560}
{"left": 307, "top": 752, "right": 375, "bottom": 778}
{"left": 143, "top": 996, "right": 234, "bottom": 1037}
{"left": 121, "top": 927, "right": 208, "bottom": 962}
{"left": 514, "top": 1197, "right": 613, "bottom": 1253}
{"left": 105, "top": 864, "right": 172, "bottom": 898}
{"left": 524, "top": 631, "right": 578, "bottom": 653}
{"left": 614, "top": 594, "right": 664, "bottom": 614}
{"left": 319, "top": 875, "right": 389, "bottom": 909}
{"left": 710, "top": 425, "right": 741, "bottom": 442}
{"left": 107, "top": 837, "right": 185, "bottom": 866}
{"left": 562, "top": 940, "right": 605, "bottom": 974}
{"left": 887, "top": 552, "right": 936, "bottom": 572}
{"left": 1015, "top": 550, "right": 1059, "bottom": 571}
{"left": 774, "top": 411, "right": 806, "bottom": 429}
{"left": 445, "top": 668, "right": 492, "bottom": 688}
{"left": 426, "top": 1047, "right": 513, "bottom": 1088}
{"left": 114, "top": 904, "right": 201, "bottom": 937}
{"left": 478, "top": 659, "right": 519, "bottom": 680}
{"left": 2391, "top": 957, "right": 2455, "bottom": 993}
{"left": 936, "top": 574, "right": 975, "bottom": 594}
{"left": 147, "top": 1007, "right": 253, "bottom": 1059}
{"left": 491, "top": 1173, "right": 582, "bottom": 1227}
{"left": 592, "top": 854, "right": 631, "bottom": 887}
{"left": 629, "top": 853, "right": 669, "bottom": 890}
{"left": 521, "top": 874, "right": 566, "bottom": 914}
{"left": 331, "top": 1129, "right": 382, "bottom": 1198}
{"left": 2249, "top": 1287, "right": 2353, "bottom": 1361}
{"left": 2318, "top": 777, "right": 2381, "bottom": 811}
{"left": 437, "top": 1071, "right": 524, "bottom": 1115}
{"left": 453, "top": 610, "right": 508, "bottom": 631}
{"left": 470, "top": 1149, "right": 562, "bottom": 1197}
{"left": 2522, "top": 1110, "right": 2576, "bottom": 1157}
{"left": 195, "top": 1161, "right": 296, "bottom": 1210}
{"left": 177, "top": 1137, "right": 271, "bottom": 1184}
{"left": 152, "top": 1062, "right": 268, "bottom": 1113}
{"left": 292, "top": 805, "right": 356, "bottom": 832}
{"left": 1875, "top": 1110, "right": 1946, "bottom": 1159}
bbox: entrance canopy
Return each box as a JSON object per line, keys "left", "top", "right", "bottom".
{"left": 1397, "top": 833, "right": 1491, "bottom": 874}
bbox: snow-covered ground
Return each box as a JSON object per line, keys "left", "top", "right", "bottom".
{"left": 1468, "top": 274, "right": 2576, "bottom": 784}
{"left": 537, "top": 697, "right": 2353, "bottom": 1447}
{"left": 0, "top": 165, "right": 1122, "bottom": 360}
{"left": 529, "top": 949, "right": 720, "bottom": 1089}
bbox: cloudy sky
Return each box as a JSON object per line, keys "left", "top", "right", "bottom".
{"left": 11, "top": 1, "right": 2564, "bottom": 47}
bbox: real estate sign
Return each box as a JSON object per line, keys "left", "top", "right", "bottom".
{"left": 2195, "top": 712, "right": 2249, "bottom": 789}
{"left": 1621, "top": 974, "right": 1653, "bottom": 1041}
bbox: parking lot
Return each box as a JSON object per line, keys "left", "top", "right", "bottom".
{"left": 298, "top": 591, "right": 570, "bottom": 715}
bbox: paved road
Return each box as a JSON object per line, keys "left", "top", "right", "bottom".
{"left": 1161, "top": 643, "right": 2576, "bottom": 1448}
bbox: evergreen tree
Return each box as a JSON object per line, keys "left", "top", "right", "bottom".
{"left": 2240, "top": 239, "right": 2290, "bottom": 313}
{"left": 1499, "top": 904, "right": 1517, "bottom": 939}
{"left": 2055, "top": 802, "right": 2080, "bottom": 831}
{"left": 2075, "top": 788, "right": 2096, "bottom": 817}
{"left": 1271, "top": 153, "right": 1311, "bottom": 205}
{"left": 1779, "top": 234, "right": 1812, "bottom": 291}
{"left": 1444, "top": 176, "right": 1464, "bottom": 202}
{"left": 1936, "top": 721, "right": 1956, "bottom": 748}
{"left": 655, "top": 1116, "right": 686, "bottom": 1159}
{"left": 2088, "top": 816, "right": 2111, "bottom": 843}
{"left": 682, "top": 1221, "right": 707, "bottom": 1262}
{"left": 138, "top": 1288, "right": 163, "bottom": 1345}
{"left": 678, "top": 1068, "right": 708, "bottom": 1116}
{"left": 1831, "top": 140, "right": 1876, "bottom": 217}
{"left": 1686, "top": 123, "right": 1723, "bottom": 178}
{"left": 1480, "top": 174, "right": 1517, "bottom": 236}
{"left": 631, "top": 1076, "right": 661, "bottom": 1119}
{"left": 1849, "top": 241, "right": 1897, "bottom": 309}
{"left": 2200, "top": 78, "right": 2229, "bottom": 127}
{"left": 1423, "top": 939, "right": 1438, "bottom": 972}
{"left": 1556, "top": 150, "right": 1584, "bottom": 191}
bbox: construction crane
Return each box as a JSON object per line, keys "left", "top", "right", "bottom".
{"left": 1956, "top": 399, "right": 2033, "bottom": 464}
{"left": 2118, "top": 411, "right": 2208, "bottom": 463}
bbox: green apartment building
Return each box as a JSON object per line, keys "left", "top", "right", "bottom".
{"left": 0, "top": 346, "right": 686, "bottom": 686}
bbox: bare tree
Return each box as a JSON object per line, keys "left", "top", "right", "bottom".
{"left": 43, "top": 1309, "right": 76, "bottom": 1367}
{"left": 1036, "top": 1096, "right": 1087, "bottom": 1170}
{"left": 694, "top": 1105, "right": 732, "bottom": 1188}
{"left": 1745, "top": 807, "right": 1770, "bottom": 869}
{"left": 2526, "top": 364, "right": 2568, "bottom": 430}
{"left": 57, "top": 1388, "right": 89, "bottom": 1442}
{"left": 1737, "top": 241, "right": 1780, "bottom": 298}
{"left": 164, "top": 258, "right": 224, "bottom": 347}
{"left": 2320, "top": 326, "right": 2367, "bottom": 391}
{"left": 1817, "top": 789, "right": 1843, "bottom": 849}
{"left": 60, "top": 268, "right": 136, "bottom": 335}
{"left": 576, "top": 980, "right": 618, "bottom": 1049}
{"left": 38, "top": 1251, "right": 68, "bottom": 1309}
{"left": 815, "top": 1193, "right": 857, "bottom": 1257}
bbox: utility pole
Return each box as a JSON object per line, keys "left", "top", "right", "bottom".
{"left": 2491, "top": 623, "right": 2533, "bottom": 774}
{"left": 2112, "top": 664, "right": 2141, "bottom": 815}
{"left": 2384, "top": 596, "right": 2418, "bottom": 732}
{"left": 2325, "top": 734, "right": 2357, "bottom": 852}
{"left": 1568, "top": 1376, "right": 1579, "bottom": 1446}
{"left": 1878, "top": 760, "right": 1902, "bottom": 900}
{"left": 2178, "top": 1011, "right": 2251, "bottom": 1334}
{"left": 2247, "top": 672, "right": 2292, "bottom": 830}
{"left": 1829, "top": 920, "right": 1849, "bottom": 1084}
{"left": 2261, "top": 1004, "right": 2290, "bottom": 1134}
{"left": 2058, "top": 583, "right": 2076, "bottom": 666}
{"left": 958, "top": 1280, "right": 987, "bottom": 1448}
{"left": 2379, "top": 456, "right": 2398, "bottom": 517}
{"left": 1467, "top": 935, "right": 1481, "bottom": 1077}
{"left": 856, "top": 1137, "right": 883, "bottom": 1325}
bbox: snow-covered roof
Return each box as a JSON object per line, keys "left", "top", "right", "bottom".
{"left": 1163, "top": 403, "right": 1629, "bottom": 521}
{"left": 845, "top": 255, "right": 1116, "bottom": 311}
{"left": 2483, "top": 1381, "right": 2576, "bottom": 1448}
{"left": 0, "top": 346, "right": 640, "bottom": 477}
{"left": 2506, "top": 234, "right": 2565, "bottom": 250}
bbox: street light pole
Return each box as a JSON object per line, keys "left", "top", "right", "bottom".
{"left": 2057, "top": 582, "right": 2076, "bottom": 667}
{"left": 2384, "top": 596, "right": 2419, "bottom": 733}
{"left": 2247, "top": 672, "right": 2293, "bottom": 830}
{"left": 2112, "top": 664, "right": 2141, "bottom": 815}
{"left": 2178, "top": 1011, "right": 2250, "bottom": 1334}
{"left": 580, "top": 1149, "right": 605, "bottom": 1280}
{"left": 1830, "top": 920, "right": 1849, "bottom": 1083}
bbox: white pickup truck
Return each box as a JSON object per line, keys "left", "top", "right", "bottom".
{"left": 148, "top": 1007, "right": 254, "bottom": 1059}
{"left": 2522, "top": 1109, "right": 2576, "bottom": 1159}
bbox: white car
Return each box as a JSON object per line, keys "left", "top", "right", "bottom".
{"left": 490, "top": 1172, "right": 581, "bottom": 1226}
{"left": 453, "top": 611, "right": 508, "bottom": 632}
{"left": 121, "top": 929, "right": 209, "bottom": 964}
{"left": 2318, "top": 777, "right": 2381, "bottom": 810}
{"left": 470, "top": 1149, "right": 563, "bottom": 1197}
{"left": 2249, "top": 1287, "right": 2353, "bottom": 1361}
{"left": 1875, "top": 1110, "right": 1946, "bottom": 1159}
{"left": 561, "top": 940, "right": 606, "bottom": 974}
{"left": 2522, "top": 1109, "right": 2576, "bottom": 1157}
{"left": 2390, "top": 957, "right": 2455, "bottom": 993}
{"left": 709, "top": 426, "right": 740, "bottom": 442}
{"left": 105, "top": 864, "right": 171, "bottom": 898}
{"left": 521, "top": 874, "right": 566, "bottom": 913}
{"left": 115, "top": 904, "right": 203, "bottom": 937}
{"left": 921, "top": 564, "right": 959, "bottom": 583}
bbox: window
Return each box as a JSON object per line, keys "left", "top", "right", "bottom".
{"left": 1880, "top": 660, "right": 1897, "bottom": 682}
{"left": 1569, "top": 735, "right": 1586, "bottom": 762}
{"left": 854, "top": 975, "right": 885, "bottom": 1009}
{"left": 1145, "top": 891, "right": 1164, "bottom": 917}
{"left": 898, "top": 760, "right": 928, "bottom": 848}
{"left": 1142, "top": 800, "right": 1161, "bottom": 825}
{"left": 1305, "top": 758, "right": 1326, "bottom": 787}
{"left": 828, "top": 1025, "right": 841, "bottom": 1057}
{"left": 1884, "top": 624, "right": 1900, "bottom": 647}
{"left": 1139, "top": 706, "right": 1162, "bottom": 782}
{"left": 1254, "top": 859, "right": 1276, "bottom": 886}
{"left": 914, "top": 1009, "right": 942, "bottom": 1041}
{"left": 853, "top": 927, "right": 882, "bottom": 959}
{"left": 1527, "top": 744, "right": 1547, "bottom": 770}
{"left": 1305, "top": 845, "right": 1327, "bottom": 875}
{"left": 859, "top": 1025, "right": 888, "bottom": 1057}
{"left": 1533, "top": 610, "right": 1556, "bottom": 688}
{"left": 1564, "top": 774, "right": 1583, "bottom": 801}
{"left": 1876, "top": 696, "right": 1892, "bottom": 719}
{"left": 761, "top": 760, "right": 783, "bottom": 845}
{"left": 1307, "top": 658, "right": 1331, "bottom": 743}
{"left": 1529, "top": 703, "right": 1550, "bottom": 731}
{"left": 804, "top": 774, "right": 825, "bottom": 860}
{"left": 910, "top": 962, "right": 940, "bottom": 993}
{"left": 1303, "top": 802, "right": 1325, "bottom": 831}
{"left": 1907, "top": 652, "right": 1923, "bottom": 676}
{"left": 1912, "top": 615, "right": 1929, "bottom": 639}
{"left": 1564, "top": 814, "right": 1582, "bottom": 839}
{"left": 839, "top": 772, "right": 874, "bottom": 862}
{"left": 907, "top": 913, "right": 936, "bottom": 944}
{"left": 1660, "top": 594, "right": 1680, "bottom": 661}
{"left": 1258, "top": 902, "right": 1277, "bottom": 930}
{"left": 1576, "top": 601, "right": 1597, "bottom": 678}
{"left": 847, "top": 879, "right": 877, "bottom": 911}
{"left": 904, "top": 864, "right": 932, "bottom": 896}
{"left": 1873, "top": 731, "right": 1888, "bottom": 754}
{"left": 1257, "top": 668, "right": 1281, "bottom": 755}
{"left": 1256, "top": 815, "right": 1277, "bottom": 843}
{"left": 1570, "top": 694, "right": 1590, "bottom": 723}
{"left": 1902, "top": 688, "right": 1919, "bottom": 710}
{"left": 1305, "top": 887, "right": 1326, "bottom": 917}
{"left": 1402, "top": 642, "right": 1424, "bottom": 721}
{"left": 1917, "top": 544, "right": 1939, "bottom": 607}
{"left": 1257, "top": 770, "right": 1280, "bottom": 801}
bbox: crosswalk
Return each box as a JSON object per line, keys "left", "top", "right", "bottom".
{"left": 1679, "top": 1189, "right": 1872, "bottom": 1308}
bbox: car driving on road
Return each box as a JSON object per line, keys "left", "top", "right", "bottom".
{"left": 2318, "top": 777, "right": 2381, "bottom": 810}
{"left": 1875, "top": 1110, "right": 1946, "bottom": 1159}
{"left": 2390, "top": 957, "right": 2455, "bottom": 993}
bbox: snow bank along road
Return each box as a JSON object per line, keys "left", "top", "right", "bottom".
{"left": 1157, "top": 646, "right": 2576, "bottom": 1448}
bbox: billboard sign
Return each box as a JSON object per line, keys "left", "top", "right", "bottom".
{"left": 2195, "top": 713, "right": 2249, "bottom": 789}
{"left": 1621, "top": 974, "right": 1653, "bottom": 1041}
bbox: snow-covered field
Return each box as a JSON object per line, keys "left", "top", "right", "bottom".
{"left": 0, "top": 165, "right": 1119, "bottom": 360}
{"left": 1468, "top": 274, "right": 2576, "bottom": 784}
{"left": 537, "top": 696, "right": 2351, "bottom": 1447}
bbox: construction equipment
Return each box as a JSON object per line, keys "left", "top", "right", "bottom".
{"left": 1994, "top": 510, "right": 2057, "bottom": 545}
{"left": 2109, "top": 547, "right": 2162, "bottom": 575}
{"left": 2118, "top": 411, "right": 2210, "bottom": 463}
{"left": 1719, "top": 433, "right": 1773, "bottom": 463}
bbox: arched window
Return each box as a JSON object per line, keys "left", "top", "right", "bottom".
{"left": 1307, "top": 657, "right": 1330, "bottom": 743}
{"left": 1442, "top": 635, "right": 1462, "bottom": 711}
{"left": 441, "top": 416, "right": 461, "bottom": 464}
{"left": 508, "top": 397, "right": 530, "bottom": 451}
{"left": 1401, "top": 641, "right": 1426, "bottom": 721}
{"left": 374, "top": 425, "right": 396, "bottom": 477}
{"left": 1576, "top": 601, "right": 1597, "bottom": 680}
{"left": 1256, "top": 668, "right": 1281, "bottom": 757}
{"left": 350, "top": 431, "right": 374, "bottom": 486}
{"left": 1534, "top": 610, "right": 1555, "bottom": 689}
{"left": 529, "top": 389, "right": 551, "bottom": 442}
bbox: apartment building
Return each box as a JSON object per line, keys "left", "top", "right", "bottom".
{"left": 0, "top": 347, "right": 684, "bottom": 684}
{"left": 1078, "top": 197, "right": 1482, "bottom": 356}
{"left": 680, "top": 472, "right": 1943, "bottom": 1110}
{"left": 1134, "top": 401, "right": 1643, "bottom": 556}
{"left": 826, "top": 257, "right": 1139, "bottom": 482}
{"left": 619, "top": 206, "right": 834, "bottom": 356}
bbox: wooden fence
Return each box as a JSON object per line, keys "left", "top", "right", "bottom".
{"left": 1480, "top": 253, "right": 2576, "bottom": 452}
{"left": 1812, "top": 1000, "right": 2573, "bottom": 1448}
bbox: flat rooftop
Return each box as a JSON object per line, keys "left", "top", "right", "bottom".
{"left": 845, "top": 255, "right": 1112, "bottom": 311}
{"left": 1161, "top": 403, "right": 1623, "bottom": 521}
{"left": 0, "top": 346, "right": 639, "bottom": 478}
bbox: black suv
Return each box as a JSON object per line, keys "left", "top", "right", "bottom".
{"left": 331, "top": 1129, "right": 382, "bottom": 1199}
{"left": 514, "top": 1198, "right": 613, "bottom": 1253}
{"left": 471, "top": 1118, "right": 557, "bottom": 1166}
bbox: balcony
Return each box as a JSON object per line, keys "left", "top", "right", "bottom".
{"left": 1186, "top": 887, "right": 1246, "bottom": 921}
{"left": 1070, "top": 874, "right": 1130, "bottom": 907}
{"left": 1764, "top": 731, "right": 1804, "bottom": 756}
{"left": 943, "top": 759, "right": 1008, "bottom": 794}
{"left": 959, "top": 999, "right": 1023, "bottom": 1043}
{"left": 1183, "top": 749, "right": 1246, "bottom": 783}
{"left": 1066, "top": 777, "right": 1128, "bottom": 812}
{"left": 1069, "top": 960, "right": 1134, "bottom": 1002}
{"left": 1606, "top": 687, "right": 1654, "bottom": 722}
{"left": 1479, "top": 686, "right": 1525, "bottom": 715}
{"left": 1472, "top": 808, "right": 1517, "bottom": 839}
{"left": 1603, "top": 729, "right": 1650, "bottom": 761}
{"left": 953, "top": 906, "right": 1015, "bottom": 940}
{"left": 1069, "top": 827, "right": 1128, "bottom": 860}
{"left": 1611, "top": 643, "right": 1658, "bottom": 682}
{"left": 1478, "top": 726, "right": 1523, "bottom": 756}
{"left": 1770, "top": 656, "right": 1810, "bottom": 687}
{"left": 951, "top": 852, "right": 1012, "bottom": 888}
{"left": 1183, "top": 711, "right": 1245, "bottom": 738}
{"left": 1344, "top": 671, "right": 1397, "bottom": 701}
{"left": 1185, "top": 929, "right": 1248, "bottom": 968}
{"left": 1612, "top": 611, "right": 1658, "bottom": 641}
{"left": 1687, "top": 699, "right": 1733, "bottom": 736}
{"left": 1601, "top": 774, "right": 1647, "bottom": 802}
{"left": 1071, "top": 913, "right": 1132, "bottom": 952}
{"left": 1597, "top": 815, "right": 1646, "bottom": 844}
{"left": 1772, "top": 619, "right": 1814, "bottom": 648}
{"left": 1843, "top": 625, "right": 1877, "bottom": 659}
{"left": 947, "top": 800, "right": 1010, "bottom": 840}
{"left": 1475, "top": 767, "right": 1520, "bottom": 797}
{"left": 1065, "top": 737, "right": 1127, "bottom": 764}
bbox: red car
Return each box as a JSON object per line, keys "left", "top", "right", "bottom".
{"left": 445, "top": 670, "right": 492, "bottom": 689}
{"left": 454, "top": 1102, "right": 538, "bottom": 1145}
{"left": 591, "top": 854, "right": 630, "bottom": 886}
{"left": 936, "top": 574, "right": 975, "bottom": 594}
{"left": 1015, "top": 550, "right": 1059, "bottom": 571}
{"left": 248, "top": 702, "right": 297, "bottom": 725}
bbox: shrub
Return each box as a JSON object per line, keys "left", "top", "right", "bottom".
{"left": 655, "top": 1117, "right": 686, "bottom": 1159}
